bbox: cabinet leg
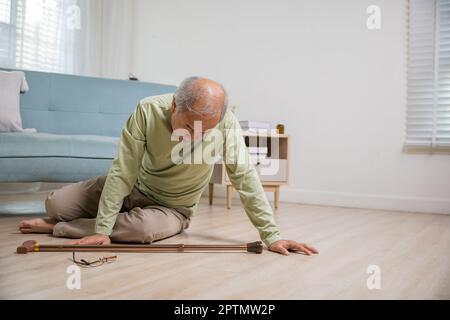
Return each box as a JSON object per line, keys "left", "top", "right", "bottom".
{"left": 274, "top": 186, "right": 280, "bottom": 209}
{"left": 227, "top": 185, "right": 232, "bottom": 209}
{"left": 208, "top": 183, "right": 214, "bottom": 205}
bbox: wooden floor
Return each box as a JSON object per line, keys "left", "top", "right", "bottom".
{"left": 0, "top": 195, "right": 449, "bottom": 299}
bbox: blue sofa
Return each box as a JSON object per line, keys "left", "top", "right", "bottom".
{"left": 0, "top": 69, "right": 176, "bottom": 182}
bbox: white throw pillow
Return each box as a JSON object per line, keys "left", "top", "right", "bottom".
{"left": 0, "top": 70, "right": 30, "bottom": 132}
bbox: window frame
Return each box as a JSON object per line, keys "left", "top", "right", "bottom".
{"left": 0, "top": 0, "right": 17, "bottom": 67}
{"left": 405, "top": 0, "right": 450, "bottom": 153}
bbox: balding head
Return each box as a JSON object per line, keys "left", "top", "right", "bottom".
{"left": 174, "top": 77, "right": 228, "bottom": 120}
{"left": 171, "top": 77, "right": 228, "bottom": 140}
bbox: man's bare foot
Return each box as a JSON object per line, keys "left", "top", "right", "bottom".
{"left": 18, "top": 218, "right": 56, "bottom": 234}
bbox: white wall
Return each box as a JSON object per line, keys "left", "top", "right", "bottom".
{"left": 129, "top": 0, "right": 450, "bottom": 214}
{"left": 77, "top": 0, "right": 135, "bottom": 79}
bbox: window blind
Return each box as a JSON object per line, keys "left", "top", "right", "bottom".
{"left": 15, "top": 0, "right": 67, "bottom": 72}
{"left": 0, "top": 0, "right": 11, "bottom": 23}
{"left": 407, "top": 0, "right": 450, "bottom": 149}
{"left": 0, "top": 0, "right": 15, "bottom": 66}
{"left": 0, "top": 0, "right": 77, "bottom": 73}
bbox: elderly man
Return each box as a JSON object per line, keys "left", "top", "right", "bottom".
{"left": 18, "top": 77, "right": 318, "bottom": 256}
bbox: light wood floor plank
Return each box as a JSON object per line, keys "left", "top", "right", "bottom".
{"left": 0, "top": 195, "right": 449, "bottom": 299}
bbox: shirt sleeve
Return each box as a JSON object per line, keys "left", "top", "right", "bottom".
{"left": 95, "top": 102, "right": 147, "bottom": 235}
{"left": 222, "top": 112, "right": 282, "bottom": 248}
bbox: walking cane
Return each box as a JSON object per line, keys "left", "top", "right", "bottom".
{"left": 16, "top": 240, "right": 264, "bottom": 254}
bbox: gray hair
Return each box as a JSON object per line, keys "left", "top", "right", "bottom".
{"left": 174, "top": 76, "right": 228, "bottom": 121}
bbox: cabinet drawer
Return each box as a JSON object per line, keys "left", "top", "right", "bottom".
{"left": 225, "top": 159, "right": 288, "bottom": 183}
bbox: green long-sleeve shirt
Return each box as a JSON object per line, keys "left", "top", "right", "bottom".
{"left": 95, "top": 93, "right": 281, "bottom": 247}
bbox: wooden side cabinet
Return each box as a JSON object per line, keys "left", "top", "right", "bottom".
{"left": 209, "top": 131, "right": 290, "bottom": 209}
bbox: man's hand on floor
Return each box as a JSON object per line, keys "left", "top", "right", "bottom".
{"left": 67, "top": 234, "right": 111, "bottom": 245}
{"left": 269, "top": 240, "right": 319, "bottom": 256}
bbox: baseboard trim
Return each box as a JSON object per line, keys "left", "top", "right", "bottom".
{"left": 205, "top": 185, "right": 450, "bottom": 215}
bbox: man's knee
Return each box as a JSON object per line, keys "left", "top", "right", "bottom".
{"left": 140, "top": 209, "right": 186, "bottom": 242}
{"left": 45, "top": 176, "right": 105, "bottom": 221}
{"left": 134, "top": 209, "right": 162, "bottom": 243}
{"left": 45, "top": 190, "right": 65, "bottom": 221}
{"left": 112, "top": 208, "right": 184, "bottom": 243}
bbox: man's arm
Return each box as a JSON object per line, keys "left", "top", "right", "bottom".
{"left": 222, "top": 112, "right": 318, "bottom": 256}
{"left": 68, "top": 103, "right": 148, "bottom": 245}
{"left": 95, "top": 102, "right": 148, "bottom": 235}
{"left": 222, "top": 112, "right": 282, "bottom": 248}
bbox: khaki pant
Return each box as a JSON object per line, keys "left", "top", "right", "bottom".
{"left": 46, "top": 176, "right": 192, "bottom": 243}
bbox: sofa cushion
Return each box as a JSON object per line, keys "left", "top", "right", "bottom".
{"left": 0, "top": 133, "right": 119, "bottom": 159}
{"left": 0, "top": 71, "right": 29, "bottom": 132}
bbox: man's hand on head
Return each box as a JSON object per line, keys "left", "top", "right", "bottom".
{"left": 269, "top": 240, "right": 319, "bottom": 256}
{"left": 67, "top": 234, "right": 111, "bottom": 245}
